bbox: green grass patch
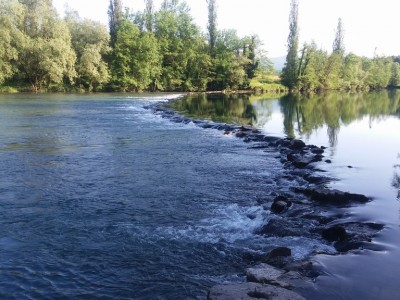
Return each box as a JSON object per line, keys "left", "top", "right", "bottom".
{"left": 0, "top": 86, "right": 19, "bottom": 93}
{"left": 250, "top": 76, "right": 288, "bottom": 93}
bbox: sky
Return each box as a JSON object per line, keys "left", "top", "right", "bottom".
{"left": 53, "top": 0, "right": 399, "bottom": 58}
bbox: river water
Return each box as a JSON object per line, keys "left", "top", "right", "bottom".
{"left": 0, "top": 92, "right": 399, "bottom": 299}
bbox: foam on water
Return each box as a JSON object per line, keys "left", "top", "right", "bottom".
{"left": 124, "top": 94, "right": 184, "bottom": 102}
{"left": 157, "top": 204, "right": 269, "bottom": 244}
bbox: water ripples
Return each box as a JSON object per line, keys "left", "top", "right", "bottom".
{"left": 0, "top": 95, "right": 332, "bottom": 299}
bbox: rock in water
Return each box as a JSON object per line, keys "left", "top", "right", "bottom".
{"left": 295, "top": 188, "right": 369, "bottom": 205}
{"left": 271, "top": 196, "right": 292, "bottom": 214}
{"left": 322, "top": 226, "right": 347, "bottom": 242}
{"left": 289, "top": 139, "right": 306, "bottom": 150}
{"left": 246, "top": 263, "right": 286, "bottom": 286}
{"left": 208, "top": 282, "right": 306, "bottom": 300}
{"left": 267, "top": 247, "right": 292, "bottom": 259}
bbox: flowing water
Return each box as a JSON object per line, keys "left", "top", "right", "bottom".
{"left": 0, "top": 91, "right": 399, "bottom": 299}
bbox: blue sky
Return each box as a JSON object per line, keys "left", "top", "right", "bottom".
{"left": 53, "top": 0, "right": 400, "bottom": 58}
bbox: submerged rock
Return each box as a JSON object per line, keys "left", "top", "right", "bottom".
{"left": 271, "top": 196, "right": 292, "bottom": 214}
{"left": 263, "top": 247, "right": 293, "bottom": 269}
{"left": 322, "top": 226, "right": 347, "bottom": 242}
{"left": 295, "top": 188, "right": 370, "bottom": 205}
{"left": 267, "top": 247, "right": 292, "bottom": 259}
{"left": 289, "top": 139, "right": 306, "bottom": 150}
{"left": 208, "top": 282, "right": 306, "bottom": 300}
{"left": 326, "top": 222, "right": 385, "bottom": 252}
{"left": 236, "top": 130, "right": 247, "bottom": 138}
{"left": 256, "top": 218, "right": 315, "bottom": 238}
{"left": 246, "top": 263, "right": 288, "bottom": 287}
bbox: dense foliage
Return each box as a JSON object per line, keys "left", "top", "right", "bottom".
{"left": 0, "top": 0, "right": 265, "bottom": 92}
{"left": 282, "top": 0, "right": 400, "bottom": 92}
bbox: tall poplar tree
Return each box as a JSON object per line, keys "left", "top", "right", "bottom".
{"left": 108, "top": 0, "right": 123, "bottom": 47}
{"left": 207, "top": 0, "right": 217, "bottom": 57}
{"left": 281, "top": 0, "right": 299, "bottom": 89}
{"left": 333, "top": 18, "right": 345, "bottom": 54}
{"left": 144, "top": 0, "right": 154, "bottom": 32}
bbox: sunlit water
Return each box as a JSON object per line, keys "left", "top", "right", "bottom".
{"left": 0, "top": 92, "right": 399, "bottom": 299}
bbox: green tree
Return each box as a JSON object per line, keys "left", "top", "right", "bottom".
{"left": 144, "top": 0, "right": 154, "bottom": 32}
{"left": 65, "top": 10, "right": 111, "bottom": 91}
{"left": 365, "top": 57, "right": 392, "bottom": 89}
{"left": 342, "top": 53, "right": 367, "bottom": 89}
{"left": 281, "top": 0, "right": 300, "bottom": 89}
{"left": 17, "top": 0, "right": 76, "bottom": 92}
{"left": 108, "top": 0, "right": 123, "bottom": 47}
{"left": 110, "top": 16, "right": 162, "bottom": 91}
{"left": 323, "top": 51, "right": 344, "bottom": 89}
{"left": 244, "top": 35, "right": 260, "bottom": 80}
{"left": 0, "top": 0, "right": 24, "bottom": 84}
{"left": 390, "top": 62, "right": 400, "bottom": 87}
{"left": 109, "top": 18, "right": 140, "bottom": 91}
{"left": 132, "top": 31, "right": 162, "bottom": 91}
{"left": 332, "top": 18, "right": 345, "bottom": 54}
{"left": 207, "top": 0, "right": 217, "bottom": 57}
{"left": 155, "top": 0, "right": 208, "bottom": 91}
{"left": 210, "top": 29, "right": 248, "bottom": 90}
{"left": 298, "top": 42, "right": 328, "bottom": 91}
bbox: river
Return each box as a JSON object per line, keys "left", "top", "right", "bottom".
{"left": 0, "top": 91, "right": 399, "bottom": 299}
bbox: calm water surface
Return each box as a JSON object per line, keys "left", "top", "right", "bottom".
{"left": 0, "top": 92, "right": 399, "bottom": 299}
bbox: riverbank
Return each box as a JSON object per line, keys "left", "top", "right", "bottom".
{"left": 148, "top": 99, "right": 386, "bottom": 299}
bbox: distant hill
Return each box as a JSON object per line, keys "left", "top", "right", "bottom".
{"left": 270, "top": 56, "right": 286, "bottom": 72}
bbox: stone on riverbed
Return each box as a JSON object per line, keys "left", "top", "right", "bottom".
{"left": 271, "top": 196, "right": 292, "bottom": 214}
{"left": 246, "top": 263, "right": 288, "bottom": 287}
{"left": 295, "top": 187, "right": 369, "bottom": 205}
{"left": 322, "top": 225, "right": 347, "bottom": 242}
{"left": 289, "top": 139, "right": 306, "bottom": 150}
{"left": 208, "top": 282, "right": 306, "bottom": 300}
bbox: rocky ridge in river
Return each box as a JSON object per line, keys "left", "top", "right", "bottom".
{"left": 146, "top": 102, "right": 385, "bottom": 300}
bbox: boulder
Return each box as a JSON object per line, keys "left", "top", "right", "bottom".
{"left": 287, "top": 152, "right": 322, "bottom": 169}
{"left": 311, "top": 147, "right": 324, "bottom": 154}
{"left": 295, "top": 188, "right": 369, "bottom": 205}
{"left": 208, "top": 282, "right": 306, "bottom": 300}
{"left": 267, "top": 247, "right": 292, "bottom": 259}
{"left": 322, "top": 226, "right": 347, "bottom": 242}
{"left": 240, "top": 125, "right": 259, "bottom": 132}
{"left": 331, "top": 222, "right": 384, "bottom": 252}
{"left": 246, "top": 263, "right": 287, "bottom": 287}
{"left": 264, "top": 247, "right": 293, "bottom": 268}
{"left": 271, "top": 196, "right": 292, "bottom": 214}
{"left": 236, "top": 131, "right": 247, "bottom": 138}
{"left": 289, "top": 139, "right": 306, "bottom": 150}
{"left": 255, "top": 219, "right": 309, "bottom": 237}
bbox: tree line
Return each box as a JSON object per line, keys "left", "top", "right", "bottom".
{"left": 281, "top": 0, "right": 400, "bottom": 92}
{"left": 0, "top": 0, "right": 267, "bottom": 92}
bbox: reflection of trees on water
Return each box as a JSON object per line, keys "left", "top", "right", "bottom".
{"left": 173, "top": 90, "right": 400, "bottom": 145}
{"left": 393, "top": 173, "right": 400, "bottom": 201}
{"left": 279, "top": 90, "right": 400, "bottom": 147}
{"left": 172, "top": 93, "right": 259, "bottom": 125}
{"left": 327, "top": 127, "right": 339, "bottom": 148}
{"left": 394, "top": 154, "right": 400, "bottom": 201}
